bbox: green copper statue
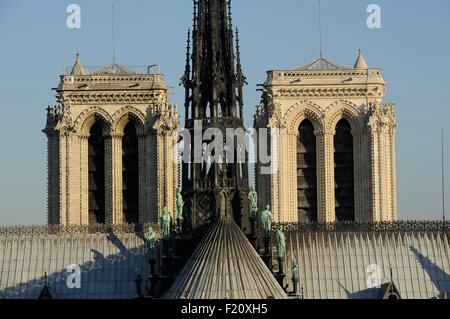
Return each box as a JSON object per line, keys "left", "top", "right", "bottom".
{"left": 248, "top": 186, "right": 258, "bottom": 219}
{"left": 261, "top": 205, "right": 273, "bottom": 239}
{"left": 145, "top": 227, "right": 157, "bottom": 257}
{"left": 160, "top": 207, "right": 172, "bottom": 239}
{"left": 276, "top": 225, "right": 286, "bottom": 258}
{"left": 176, "top": 187, "right": 184, "bottom": 221}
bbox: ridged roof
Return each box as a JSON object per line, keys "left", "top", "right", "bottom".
{"left": 165, "top": 217, "right": 287, "bottom": 299}
{"left": 293, "top": 57, "right": 349, "bottom": 71}
{"left": 282, "top": 230, "right": 450, "bottom": 299}
{"left": 90, "top": 63, "right": 137, "bottom": 75}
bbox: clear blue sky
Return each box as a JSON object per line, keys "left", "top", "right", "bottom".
{"left": 0, "top": 0, "right": 449, "bottom": 225}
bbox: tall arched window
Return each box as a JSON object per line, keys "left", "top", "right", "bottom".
{"left": 88, "top": 122, "right": 106, "bottom": 224}
{"left": 122, "top": 122, "right": 139, "bottom": 224}
{"left": 297, "top": 119, "right": 317, "bottom": 222}
{"left": 334, "top": 119, "right": 355, "bottom": 221}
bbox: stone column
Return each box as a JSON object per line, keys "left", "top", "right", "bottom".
{"left": 287, "top": 130, "right": 299, "bottom": 223}
{"left": 389, "top": 127, "right": 398, "bottom": 220}
{"left": 138, "top": 133, "right": 148, "bottom": 223}
{"left": 105, "top": 133, "right": 124, "bottom": 225}
{"left": 353, "top": 132, "right": 364, "bottom": 221}
{"left": 368, "top": 125, "right": 381, "bottom": 221}
{"left": 270, "top": 127, "right": 281, "bottom": 222}
{"left": 58, "top": 130, "right": 70, "bottom": 225}
{"left": 380, "top": 125, "right": 389, "bottom": 221}
{"left": 69, "top": 134, "right": 82, "bottom": 225}
{"left": 79, "top": 134, "right": 89, "bottom": 225}
{"left": 316, "top": 130, "right": 335, "bottom": 223}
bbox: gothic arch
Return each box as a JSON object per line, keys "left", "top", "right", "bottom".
{"left": 75, "top": 106, "right": 113, "bottom": 135}
{"left": 111, "top": 106, "right": 146, "bottom": 135}
{"left": 284, "top": 101, "right": 325, "bottom": 134}
{"left": 326, "top": 100, "right": 362, "bottom": 135}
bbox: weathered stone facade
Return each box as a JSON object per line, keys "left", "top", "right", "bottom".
{"left": 43, "top": 55, "right": 179, "bottom": 225}
{"left": 255, "top": 51, "right": 397, "bottom": 223}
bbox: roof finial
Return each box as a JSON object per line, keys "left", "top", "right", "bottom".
{"left": 235, "top": 28, "right": 242, "bottom": 75}
{"left": 183, "top": 28, "right": 191, "bottom": 85}
{"left": 70, "top": 53, "right": 86, "bottom": 75}
{"left": 354, "top": 48, "right": 369, "bottom": 69}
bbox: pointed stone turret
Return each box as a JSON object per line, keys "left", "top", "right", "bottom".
{"left": 354, "top": 49, "right": 369, "bottom": 69}
{"left": 70, "top": 53, "right": 86, "bottom": 75}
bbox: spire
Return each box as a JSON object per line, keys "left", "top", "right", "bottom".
{"left": 183, "top": 28, "right": 191, "bottom": 85}
{"left": 185, "top": 0, "right": 244, "bottom": 119}
{"left": 235, "top": 28, "right": 245, "bottom": 83}
{"left": 70, "top": 53, "right": 86, "bottom": 75}
{"left": 228, "top": 0, "right": 233, "bottom": 30}
{"left": 354, "top": 49, "right": 369, "bottom": 69}
{"left": 182, "top": 0, "right": 250, "bottom": 232}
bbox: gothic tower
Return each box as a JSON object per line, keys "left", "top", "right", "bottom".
{"left": 43, "top": 55, "right": 179, "bottom": 225}
{"left": 255, "top": 51, "right": 397, "bottom": 223}
{"left": 182, "top": 0, "right": 249, "bottom": 232}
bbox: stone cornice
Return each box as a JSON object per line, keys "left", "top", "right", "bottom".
{"left": 267, "top": 69, "right": 383, "bottom": 82}
{"left": 58, "top": 92, "right": 166, "bottom": 105}
{"left": 60, "top": 74, "right": 165, "bottom": 84}
{"left": 272, "top": 86, "right": 384, "bottom": 99}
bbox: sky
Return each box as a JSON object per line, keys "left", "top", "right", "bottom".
{"left": 0, "top": 0, "right": 449, "bottom": 225}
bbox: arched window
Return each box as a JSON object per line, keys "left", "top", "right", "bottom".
{"left": 88, "top": 122, "right": 106, "bottom": 224}
{"left": 297, "top": 119, "right": 317, "bottom": 222}
{"left": 334, "top": 119, "right": 355, "bottom": 221}
{"left": 122, "top": 122, "right": 139, "bottom": 224}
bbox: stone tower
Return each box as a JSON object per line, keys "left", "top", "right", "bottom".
{"left": 255, "top": 51, "right": 397, "bottom": 223}
{"left": 43, "top": 55, "right": 179, "bottom": 225}
{"left": 181, "top": 0, "right": 249, "bottom": 232}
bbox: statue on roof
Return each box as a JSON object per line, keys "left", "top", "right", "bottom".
{"left": 261, "top": 205, "right": 273, "bottom": 239}
{"left": 248, "top": 186, "right": 258, "bottom": 219}
{"left": 176, "top": 187, "right": 184, "bottom": 221}
{"left": 276, "top": 225, "right": 286, "bottom": 258}
{"left": 160, "top": 207, "right": 172, "bottom": 239}
{"left": 292, "top": 260, "right": 299, "bottom": 282}
{"left": 145, "top": 227, "right": 157, "bottom": 257}
{"left": 218, "top": 188, "right": 228, "bottom": 218}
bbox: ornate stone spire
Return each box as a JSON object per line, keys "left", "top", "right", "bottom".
{"left": 183, "top": 0, "right": 245, "bottom": 119}
{"left": 354, "top": 49, "right": 369, "bottom": 69}
{"left": 182, "top": 0, "right": 249, "bottom": 232}
{"left": 70, "top": 53, "right": 86, "bottom": 75}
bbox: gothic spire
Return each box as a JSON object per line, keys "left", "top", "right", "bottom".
{"left": 184, "top": 0, "right": 245, "bottom": 120}
{"left": 235, "top": 28, "right": 245, "bottom": 83}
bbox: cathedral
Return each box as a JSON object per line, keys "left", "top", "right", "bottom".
{"left": 0, "top": 0, "right": 448, "bottom": 300}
